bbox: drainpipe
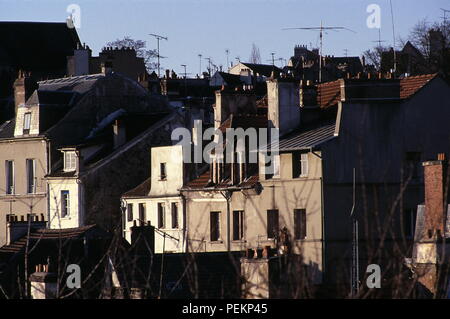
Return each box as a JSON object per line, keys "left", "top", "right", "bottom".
{"left": 220, "top": 190, "right": 232, "bottom": 252}
{"left": 312, "top": 149, "right": 326, "bottom": 284}
{"left": 181, "top": 193, "right": 188, "bottom": 253}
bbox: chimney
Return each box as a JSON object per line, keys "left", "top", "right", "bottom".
{"left": 29, "top": 271, "right": 57, "bottom": 299}
{"left": 14, "top": 71, "right": 37, "bottom": 115}
{"left": 113, "top": 119, "right": 127, "bottom": 149}
{"left": 213, "top": 90, "right": 256, "bottom": 128}
{"left": 299, "top": 80, "right": 317, "bottom": 107}
{"left": 6, "top": 217, "right": 46, "bottom": 245}
{"left": 422, "top": 153, "right": 448, "bottom": 240}
{"left": 101, "top": 61, "right": 113, "bottom": 74}
{"left": 267, "top": 78, "right": 300, "bottom": 136}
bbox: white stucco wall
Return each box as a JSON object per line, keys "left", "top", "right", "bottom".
{"left": 47, "top": 178, "right": 82, "bottom": 229}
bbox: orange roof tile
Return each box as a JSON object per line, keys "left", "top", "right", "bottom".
{"left": 317, "top": 80, "right": 341, "bottom": 108}
{"left": 399, "top": 73, "right": 438, "bottom": 99}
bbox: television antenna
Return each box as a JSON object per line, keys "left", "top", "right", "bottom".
{"left": 389, "top": 0, "right": 397, "bottom": 73}
{"left": 441, "top": 8, "right": 450, "bottom": 23}
{"left": 283, "top": 21, "right": 356, "bottom": 82}
{"left": 204, "top": 57, "right": 212, "bottom": 75}
{"left": 198, "top": 54, "right": 203, "bottom": 76}
{"left": 372, "top": 28, "right": 386, "bottom": 47}
{"left": 267, "top": 52, "right": 276, "bottom": 66}
{"left": 225, "top": 49, "right": 230, "bottom": 70}
{"left": 149, "top": 33, "right": 168, "bottom": 78}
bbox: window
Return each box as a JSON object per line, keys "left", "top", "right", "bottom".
{"left": 138, "top": 203, "right": 146, "bottom": 226}
{"left": 5, "top": 160, "right": 14, "bottom": 194}
{"left": 300, "top": 153, "right": 308, "bottom": 177}
{"left": 265, "top": 154, "right": 280, "bottom": 179}
{"left": 157, "top": 203, "right": 165, "bottom": 228}
{"left": 210, "top": 211, "right": 221, "bottom": 241}
{"left": 233, "top": 210, "right": 244, "bottom": 241}
{"left": 267, "top": 210, "right": 279, "bottom": 239}
{"left": 64, "top": 152, "right": 77, "bottom": 172}
{"left": 171, "top": 202, "right": 179, "bottom": 229}
{"left": 23, "top": 112, "right": 31, "bottom": 134}
{"left": 404, "top": 208, "right": 417, "bottom": 239}
{"left": 160, "top": 163, "right": 167, "bottom": 180}
{"left": 61, "top": 190, "right": 70, "bottom": 218}
{"left": 293, "top": 152, "right": 309, "bottom": 178}
{"left": 127, "top": 203, "right": 133, "bottom": 222}
{"left": 294, "top": 209, "right": 307, "bottom": 240}
{"left": 26, "top": 159, "right": 36, "bottom": 194}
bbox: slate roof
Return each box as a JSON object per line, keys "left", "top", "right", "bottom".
{"left": 240, "top": 63, "right": 283, "bottom": 77}
{"left": 216, "top": 72, "right": 243, "bottom": 87}
{"left": 0, "top": 119, "right": 15, "bottom": 139}
{"left": 269, "top": 121, "right": 337, "bottom": 151}
{"left": 0, "top": 224, "right": 98, "bottom": 254}
{"left": 37, "top": 74, "right": 105, "bottom": 94}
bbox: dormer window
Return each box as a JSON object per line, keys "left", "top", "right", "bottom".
{"left": 23, "top": 112, "right": 31, "bottom": 135}
{"left": 64, "top": 152, "right": 77, "bottom": 172}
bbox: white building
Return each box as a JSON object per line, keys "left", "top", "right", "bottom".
{"left": 121, "top": 145, "right": 194, "bottom": 253}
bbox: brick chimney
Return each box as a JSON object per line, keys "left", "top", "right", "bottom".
{"left": 422, "top": 153, "right": 448, "bottom": 240}
{"left": 13, "top": 71, "right": 37, "bottom": 115}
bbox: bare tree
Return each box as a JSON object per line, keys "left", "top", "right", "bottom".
{"left": 249, "top": 43, "right": 261, "bottom": 64}
{"left": 363, "top": 45, "right": 389, "bottom": 71}
{"left": 399, "top": 18, "right": 450, "bottom": 65}
{"left": 106, "top": 36, "right": 157, "bottom": 73}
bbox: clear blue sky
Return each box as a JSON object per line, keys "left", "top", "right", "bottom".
{"left": 1, "top": 0, "right": 448, "bottom": 76}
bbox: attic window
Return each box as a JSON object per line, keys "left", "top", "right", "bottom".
{"left": 23, "top": 112, "right": 31, "bottom": 134}
{"left": 64, "top": 152, "right": 77, "bottom": 172}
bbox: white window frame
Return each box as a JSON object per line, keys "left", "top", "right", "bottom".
{"left": 23, "top": 112, "right": 31, "bottom": 132}
{"left": 5, "top": 160, "right": 14, "bottom": 195}
{"left": 64, "top": 151, "right": 77, "bottom": 172}
{"left": 61, "top": 190, "right": 70, "bottom": 218}
{"left": 300, "top": 153, "right": 309, "bottom": 177}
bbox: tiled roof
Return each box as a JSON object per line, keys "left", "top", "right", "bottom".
{"left": 184, "top": 171, "right": 259, "bottom": 190}
{"left": 218, "top": 114, "right": 267, "bottom": 133}
{"left": 399, "top": 73, "right": 438, "bottom": 99}
{"left": 185, "top": 170, "right": 210, "bottom": 188}
{"left": 122, "top": 177, "right": 151, "bottom": 198}
{"left": 317, "top": 80, "right": 341, "bottom": 108}
{"left": 269, "top": 120, "right": 336, "bottom": 151}
{"left": 0, "top": 224, "right": 98, "bottom": 254}
{"left": 316, "top": 73, "right": 439, "bottom": 108}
